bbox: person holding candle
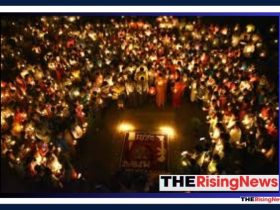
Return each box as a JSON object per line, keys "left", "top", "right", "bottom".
{"left": 155, "top": 73, "right": 168, "bottom": 108}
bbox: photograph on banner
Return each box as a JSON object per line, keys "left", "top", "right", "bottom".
{"left": 0, "top": 15, "right": 279, "bottom": 194}
{"left": 120, "top": 131, "right": 169, "bottom": 171}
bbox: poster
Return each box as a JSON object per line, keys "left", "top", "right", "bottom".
{"left": 121, "top": 132, "right": 169, "bottom": 171}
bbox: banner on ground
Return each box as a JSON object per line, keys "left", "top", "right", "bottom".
{"left": 121, "top": 132, "right": 169, "bottom": 171}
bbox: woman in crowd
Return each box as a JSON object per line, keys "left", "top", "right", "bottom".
{"left": 155, "top": 73, "right": 168, "bottom": 108}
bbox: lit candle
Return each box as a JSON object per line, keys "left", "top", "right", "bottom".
{"left": 246, "top": 24, "right": 255, "bottom": 33}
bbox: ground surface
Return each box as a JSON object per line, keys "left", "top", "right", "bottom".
{"left": 75, "top": 98, "right": 209, "bottom": 189}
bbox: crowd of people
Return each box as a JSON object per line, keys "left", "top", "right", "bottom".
{"left": 1, "top": 16, "right": 278, "bottom": 190}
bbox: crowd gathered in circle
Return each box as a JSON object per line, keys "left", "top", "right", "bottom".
{"left": 1, "top": 16, "right": 278, "bottom": 190}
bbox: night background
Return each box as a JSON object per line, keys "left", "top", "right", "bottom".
{"left": 0, "top": 15, "right": 279, "bottom": 193}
